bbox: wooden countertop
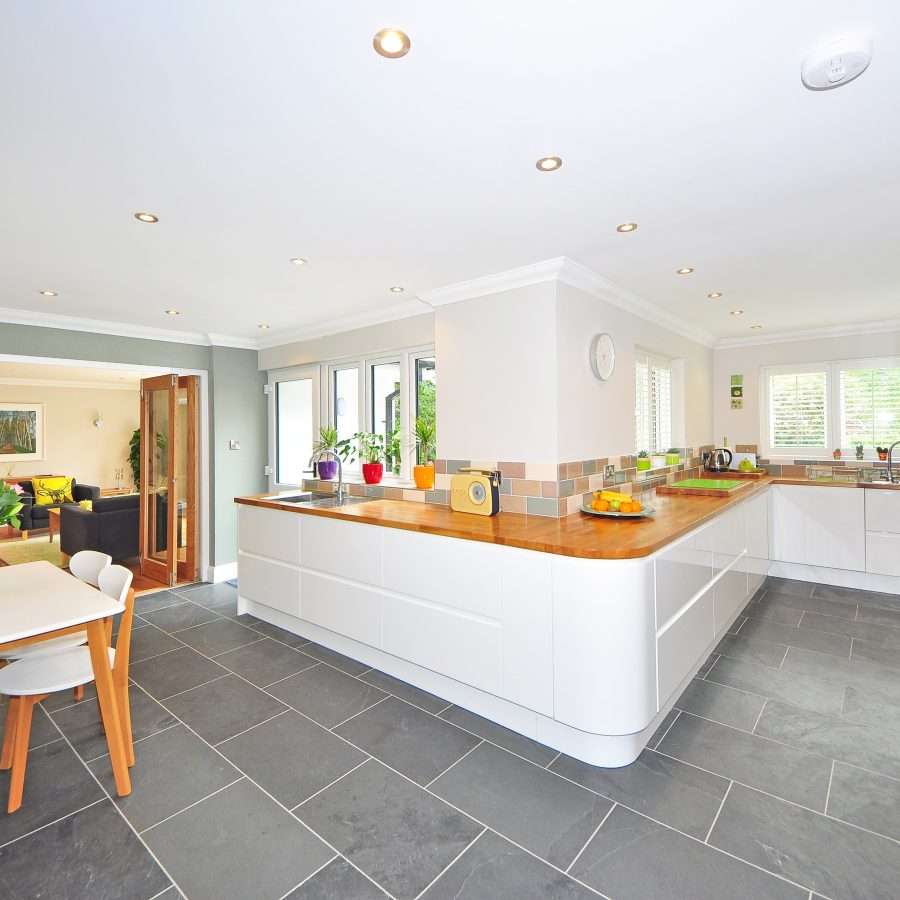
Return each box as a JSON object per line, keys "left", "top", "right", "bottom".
{"left": 236, "top": 477, "right": 898, "bottom": 561}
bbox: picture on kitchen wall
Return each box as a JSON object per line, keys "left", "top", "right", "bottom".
{"left": 0, "top": 403, "right": 45, "bottom": 461}
{"left": 730, "top": 374, "right": 744, "bottom": 410}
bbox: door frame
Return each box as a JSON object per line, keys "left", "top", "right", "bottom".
{"left": 0, "top": 353, "right": 211, "bottom": 581}
{"left": 267, "top": 365, "right": 320, "bottom": 492}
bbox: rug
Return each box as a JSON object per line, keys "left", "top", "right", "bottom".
{"left": 0, "top": 536, "right": 65, "bottom": 568}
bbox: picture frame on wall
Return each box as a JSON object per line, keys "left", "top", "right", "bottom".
{"left": 0, "top": 403, "right": 45, "bottom": 462}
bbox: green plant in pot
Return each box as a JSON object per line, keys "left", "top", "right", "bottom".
{"left": 855, "top": 443, "right": 865, "bottom": 461}
{"left": 339, "top": 432, "right": 386, "bottom": 484}
{"left": 636, "top": 450, "right": 651, "bottom": 471}
{"left": 0, "top": 483, "right": 24, "bottom": 530}
{"left": 665, "top": 447, "right": 681, "bottom": 466}
{"left": 129, "top": 428, "right": 168, "bottom": 490}
{"left": 312, "top": 425, "right": 340, "bottom": 479}
{"left": 877, "top": 446, "right": 889, "bottom": 461}
{"left": 413, "top": 417, "right": 437, "bottom": 490}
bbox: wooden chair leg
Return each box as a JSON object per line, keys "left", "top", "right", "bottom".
{"left": 73, "top": 685, "right": 85, "bottom": 702}
{"left": 8, "top": 697, "right": 35, "bottom": 813}
{"left": 116, "top": 683, "right": 135, "bottom": 767}
{"left": 1, "top": 698, "right": 19, "bottom": 770}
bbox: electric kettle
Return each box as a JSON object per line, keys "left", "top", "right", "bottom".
{"left": 705, "top": 448, "right": 733, "bottom": 473}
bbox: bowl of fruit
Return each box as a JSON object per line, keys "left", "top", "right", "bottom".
{"left": 582, "top": 490, "right": 654, "bottom": 519}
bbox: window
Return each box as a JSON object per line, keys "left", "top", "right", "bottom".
{"left": 331, "top": 365, "right": 360, "bottom": 471}
{"left": 762, "top": 357, "right": 900, "bottom": 458}
{"left": 414, "top": 355, "right": 436, "bottom": 463}
{"left": 371, "top": 360, "right": 402, "bottom": 474}
{"left": 269, "top": 367, "right": 319, "bottom": 487}
{"left": 635, "top": 351, "right": 672, "bottom": 454}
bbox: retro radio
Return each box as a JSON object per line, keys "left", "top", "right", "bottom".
{"left": 449, "top": 468, "right": 501, "bottom": 516}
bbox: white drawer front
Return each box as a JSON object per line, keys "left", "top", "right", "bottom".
{"left": 237, "top": 552, "right": 301, "bottom": 617}
{"left": 657, "top": 588, "right": 715, "bottom": 706}
{"left": 866, "top": 491, "right": 900, "bottom": 535}
{"left": 655, "top": 532, "right": 714, "bottom": 628}
{"left": 300, "top": 571, "right": 382, "bottom": 647}
{"left": 301, "top": 517, "right": 382, "bottom": 584}
{"left": 239, "top": 505, "right": 301, "bottom": 565}
{"left": 866, "top": 533, "right": 900, "bottom": 576}
{"left": 714, "top": 564, "right": 749, "bottom": 638}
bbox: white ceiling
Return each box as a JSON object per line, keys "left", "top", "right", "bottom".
{"left": 2, "top": 1, "right": 898, "bottom": 347}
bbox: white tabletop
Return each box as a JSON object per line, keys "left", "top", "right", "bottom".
{"left": 0, "top": 561, "right": 123, "bottom": 644}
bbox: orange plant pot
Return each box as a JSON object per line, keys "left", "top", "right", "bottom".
{"left": 413, "top": 464, "right": 435, "bottom": 490}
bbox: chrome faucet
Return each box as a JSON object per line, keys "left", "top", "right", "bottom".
{"left": 308, "top": 448, "right": 345, "bottom": 504}
{"left": 888, "top": 441, "right": 900, "bottom": 484}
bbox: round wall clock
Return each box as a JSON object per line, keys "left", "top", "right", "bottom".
{"left": 589, "top": 333, "right": 616, "bottom": 381}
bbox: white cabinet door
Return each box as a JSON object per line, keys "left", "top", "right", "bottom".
{"left": 655, "top": 526, "right": 714, "bottom": 629}
{"left": 657, "top": 588, "right": 715, "bottom": 706}
{"left": 238, "top": 505, "right": 301, "bottom": 565}
{"left": 866, "top": 533, "right": 900, "bottom": 576}
{"left": 866, "top": 491, "right": 900, "bottom": 535}
{"left": 237, "top": 552, "right": 301, "bottom": 617}
{"left": 714, "top": 564, "right": 749, "bottom": 638}
{"left": 300, "top": 572, "right": 382, "bottom": 646}
{"left": 770, "top": 485, "right": 865, "bottom": 572}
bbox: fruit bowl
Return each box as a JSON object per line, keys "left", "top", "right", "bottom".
{"left": 580, "top": 503, "right": 655, "bottom": 519}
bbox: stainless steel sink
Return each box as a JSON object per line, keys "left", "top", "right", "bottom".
{"left": 262, "top": 492, "right": 371, "bottom": 508}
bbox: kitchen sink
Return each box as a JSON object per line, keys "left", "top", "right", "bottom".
{"left": 261, "top": 492, "right": 371, "bottom": 508}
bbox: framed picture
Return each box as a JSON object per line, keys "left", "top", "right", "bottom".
{"left": 0, "top": 404, "right": 45, "bottom": 462}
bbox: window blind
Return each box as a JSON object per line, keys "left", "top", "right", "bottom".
{"left": 840, "top": 367, "right": 900, "bottom": 448}
{"left": 635, "top": 353, "right": 672, "bottom": 454}
{"left": 768, "top": 371, "right": 827, "bottom": 450}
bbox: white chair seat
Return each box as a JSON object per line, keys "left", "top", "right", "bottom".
{"left": 2, "top": 631, "right": 87, "bottom": 661}
{"left": 0, "top": 645, "right": 116, "bottom": 697}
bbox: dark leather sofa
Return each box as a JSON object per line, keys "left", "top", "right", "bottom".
{"left": 17, "top": 479, "right": 101, "bottom": 534}
{"left": 60, "top": 494, "right": 140, "bottom": 561}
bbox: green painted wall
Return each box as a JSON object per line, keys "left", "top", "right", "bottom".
{"left": 0, "top": 324, "right": 266, "bottom": 569}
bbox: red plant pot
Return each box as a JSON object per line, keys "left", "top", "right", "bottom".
{"left": 362, "top": 462, "right": 384, "bottom": 484}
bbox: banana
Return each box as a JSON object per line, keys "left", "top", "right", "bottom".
{"left": 597, "top": 490, "right": 632, "bottom": 503}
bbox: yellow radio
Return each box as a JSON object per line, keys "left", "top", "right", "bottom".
{"left": 450, "top": 468, "right": 502, "bottom": 516}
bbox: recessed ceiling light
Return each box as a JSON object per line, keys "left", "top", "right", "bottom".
{"left": 164, "top": 309, "right": 180, "bottom": 316}
{"left": 373, "top": 28, "right": 411, "bottom": 59}
{"left": 536, "top": 156, "right": 563, "bottom": 172}
{"left": 134, "top": 212, "right": 159, "bottom": 223}
{"left": 258, "top": 323, "right": 270, "bottom": 330}
{"left": 707, "top": 291, "right": 723, "bottom": 299}
{"left": 289, "top": 257, "right": 308, "bottom": 266}
{"left": 676, "top": 267, "right": 694, "bottom": 275}
{"left": 39, "top": 290, "right": 58, "bottom": 297}
{"left": 750, "top": 324, "right": 764, "bottom": 330}
{"left": 616, "top": 223, "right": 638, "bottom": 233}
{"left": 730, "top": 309, "right": 744, "bottom": 317}
{"left": 389, "top": 286, "right": 405, "bottom": 293}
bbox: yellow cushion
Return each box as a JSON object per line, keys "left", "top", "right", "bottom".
{"left": 78, "top": 499, "right": 93, "bottom": 511}
{"left": 32, "top": 476, "right": 75, "bottom": 506}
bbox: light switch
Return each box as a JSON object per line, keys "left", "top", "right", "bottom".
{"left": 229, "top": 440, "right": 241, "bottom": 450}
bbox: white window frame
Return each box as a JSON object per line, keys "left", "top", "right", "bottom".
{"left": 267, "top": 364, "right": 320, "bottom": 490}
{"left": 634, "top": 348, "right": 674, "bottom": 455}
{"left": 760, "top": 355, "right": 900, "bottom": 459}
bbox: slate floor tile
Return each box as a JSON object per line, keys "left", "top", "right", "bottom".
{"left": 135, "top": 589, "right": 188, "bottom": 614}
{"left": 827, "top": 762, "right": 900, "bottom": 841}
{"left": 143, "top": 778, "right": 332, "bottom": 900}
{"left": 284, "top": 857, "right": 388, "bottom": 899}
{"left": 764, "top": 577, "right": 814, "bottom": 598}
{"left": 162, "top": 674, "right": 287, "bottom": 745}
{"left": 301, "top": 641, "right": 371, "bottom": 676}
{"left": 763, "top": 589, "right": 857, "bottom": 620}
{"left": 743, "top": 595, "right": 804, "bottom": 626}
{"left": 430, "top": 742, "right": 612, "bottom": 869}
{"left": 140, "top": 601, "right": 223, "bottom": 634}
{"left": 438, "top": 705, "right": 558, "bottom": 766}
{"left": 709, "top": 782, "right": 900, "bottom": 900}
{"left": 296, "top": 760, "right": 482, "bottom": 900}
{"left": 801, "top": 611, "right": 900, "bottom": 648}
{"left": 658, "top": 713, "right": 831, "bottom": 810}
{"left": 696, "top": 653, "right": 718, "bottom": 678}
{"left": 0, "top": 800, "right": 170, "bottom": 900}
{"left": 648, "top": 709, "right": 680, "bottom": 748}
{"left": 855, "top": 601, "right": 900, "bottom": 628}
{"left": 0, "top": 740, "right": 104, "bottom": 847}
{"left": 267, "top": 664, "right": 386, "bottom": 728}
{"left": 737, "top": 618, "right": 852, "bottom": 657}
{"left": 571, "top": 804, "right": 806, "bottom": 900}
{"left": 551, "top": 748, "right": 729, "bottom": 839}
{"left": 248, "top": 620, "right": 310, "bottom": 647}
{"left": 675, "top": 677, "right": 767, "bottom": 731}
{"left": 218, "top": 710, "right": 366, "bottom": 809}
{"left": 41, "top": 681, "right": 98, "bottom": 712}
{"left": 173, "top": 617, "right": 263, "bottom": 656}
{"left": 851, "top": 638, "right": 900, "bottom": 670}
{"left": 214, "top": 637, "right": 319, "bottom": 687}
{"left": 129, "top": 646, "right": 228, "bottom": 701}
{"left": 174, "top": 582, "right": 237, "bottom": 609}
{"left": 714, "top": 633, "right": 787, "bottom": 668}
{"left": 335, "top": 696, "right": 479, "bottom": 785}
{"left": 128, "top": 623, "right": 185, "bottom": 663}
{"left": 52, "top": 687, "right": 177, "bottom": 762}
{"left": 811, "top": 583, "right": 895, "bottom": 607}
{"left": 4, "top": 702, "right": 62, "bottom": 750}
{"left": 421, "top": 829, "right": 597, "bottom": 900}
{"left": 359, "top": 669, "right": 450, "bottom": 714}
{"left": 755, "top": 698, "right": 900, "bottom": 779}
{"left": 89, "top": 724, "right": 240, "bottom": 831}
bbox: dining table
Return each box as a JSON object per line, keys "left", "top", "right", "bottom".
{"left": 0, "top": 561, "right": 132, "bottom": 796}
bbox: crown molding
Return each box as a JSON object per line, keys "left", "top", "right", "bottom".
{"left": 0, "top": 307, "right": 257, "bottom": 349}
{"left": 715, "top": 318, "right": 900, "bottom": 349}
{"left": 0, "top": 376, "right": 138, "bottom": 391}
{"left": 255, "top": 299, "right": 432, "bottom": 350}
{"left": 417, "top": 256, "right": 718, "bottom": 348}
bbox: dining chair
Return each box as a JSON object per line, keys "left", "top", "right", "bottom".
{"left": 0, "top": 567, "right": 135, "bottom": 814}
{"left": 68, "top": 550, "right": 112, "bottom": 588}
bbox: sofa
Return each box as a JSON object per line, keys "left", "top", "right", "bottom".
{"left": 16, "top": 479, "right": 101, "bottom": 536}
{"left": 60, "top": 494, "right": 140, "bottom": 561}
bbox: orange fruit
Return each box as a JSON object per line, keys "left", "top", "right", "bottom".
{"left": 621, "top": 501, "right": 635, "bottom": 513}
{"left": 631, "top": 499, "right": 643, "bottom": 513}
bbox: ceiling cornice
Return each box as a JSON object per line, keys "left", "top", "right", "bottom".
{"left": 417, "top": 257, "right": 719, "bottom": 348}
{"left": 715, "top": 318, "right": 900, "bottom": 349}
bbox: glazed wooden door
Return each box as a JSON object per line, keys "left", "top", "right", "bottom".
{"left": 139, "top": 375, "right": 199, "bottom": 586}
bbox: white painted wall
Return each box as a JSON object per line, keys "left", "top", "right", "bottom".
{"left": 555, "top": 283, "right": 713, "bottom": 460}
{"left": 435, "top": 282, "right": 559, "bottom": 462}
{"left": 1, "top": 383, "right": 139, "bottom": 488}
{"left": 713, "top": 328, "right": 900, "bottom": 450}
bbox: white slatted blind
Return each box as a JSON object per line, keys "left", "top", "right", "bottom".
{"left": 768, "top": 371, "right": 827, "bottom": 450}
{"left": 635, "top": 352, "right": 672, "bottom": 453}
{"left": 840, "top": 367, "right": 900, "bottom": 448}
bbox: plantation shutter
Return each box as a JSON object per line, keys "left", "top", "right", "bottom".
{"left": 635, "top": 352, "right": 672, "bottom": 454}
{"left": 769, "top": 371, "right": 827, "bottom": 450}
{"left": 840, "top": 367, "right": 900, "bottom": 448}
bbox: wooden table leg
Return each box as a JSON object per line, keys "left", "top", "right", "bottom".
{"left": 86, "top": 618, "right": 131, "bottom": 796}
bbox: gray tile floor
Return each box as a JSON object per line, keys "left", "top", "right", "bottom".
{"left": 2, "top": 578, "right": 900, "bottom": 899}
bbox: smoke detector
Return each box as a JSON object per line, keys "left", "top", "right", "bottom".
{"left": 801, "top": 35, "right": 872, "bottom": 90}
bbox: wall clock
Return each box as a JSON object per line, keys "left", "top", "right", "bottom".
{"left": 589, "top": 333, "right": 616, "bottom": 381}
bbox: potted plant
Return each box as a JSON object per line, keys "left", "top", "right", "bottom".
{"left": 877, "top": 446, "right": 889, "bottom": 461}
{"left": 855, "top": 443, "right": 865, "bottom": 461}
{"left": 339, "top": 432, "right": 386, "bottom": 484}
{"left": 665, "top": 448, "right": 681, "bottom": 466}
{"left": 833, "top": 448, "right": 842, "bottom": 460}
{"left": 0, "top": 483, "right": 24, "bottom": 531}
{"left": 312, "top": 426, "right": 340, "bottom": 479}
{"left": 413, "top": 417, "right": 437, "bottom": 490}
{"left": 636, "top": 450, "right": 651, "bottom": 471}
